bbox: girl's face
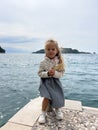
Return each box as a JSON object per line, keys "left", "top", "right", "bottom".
{"left": 45, "top": 43, "right": 58, "bottom": 59}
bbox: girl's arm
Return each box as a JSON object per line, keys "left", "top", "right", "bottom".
{"left": 38, "top": 61, "right": 49, "bottom": 78}
{"left": 38, "top": 71, "right": 49, "bottom": 78}
{"left": 38, "top": 60, "right": 65, "bottom": 78}
{"left": 53, "top": 71, "right": 64, "bottom": 78}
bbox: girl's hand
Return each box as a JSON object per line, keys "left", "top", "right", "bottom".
{"left": 48, "top": 68, "right": 55, "bottom": 76}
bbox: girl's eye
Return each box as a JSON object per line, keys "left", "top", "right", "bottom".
{"left": 47, "top": 48, "right": 55, "bottom": 51}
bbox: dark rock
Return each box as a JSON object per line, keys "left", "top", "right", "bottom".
{"left": 0, "top": 46, "right": 6, "bottom": 53}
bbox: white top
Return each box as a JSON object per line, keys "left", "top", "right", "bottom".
{"left": 38, "top": 57, "right": 64, "bottom": 78}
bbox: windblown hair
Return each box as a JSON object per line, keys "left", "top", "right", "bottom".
{"left": 45, "top": 39, "right": 65, "bottom": 71}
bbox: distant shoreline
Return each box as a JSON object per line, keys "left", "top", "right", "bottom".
{"left": 33, "top": 48, "right": 92, "bottom": 54}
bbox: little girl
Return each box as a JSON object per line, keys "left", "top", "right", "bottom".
{"left": 38, "top": 39, "right": 65, "bottom": 123}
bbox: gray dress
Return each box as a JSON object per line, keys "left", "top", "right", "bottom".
{"left": 39, "top": 77, "right": 65, "bottom": 108}
{"left": 38, "top": 57, "right": 65, "bottom": 108}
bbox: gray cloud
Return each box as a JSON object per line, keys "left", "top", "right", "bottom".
{"left": 0, "top": 36, "right": 41, "bottom": 43}
{"left": 0, "top": 0, "right": 98, "bottom": 53}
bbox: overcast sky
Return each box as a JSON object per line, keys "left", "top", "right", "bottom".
{"left": 0, "top": 0, "right": 98, "bottom": 53}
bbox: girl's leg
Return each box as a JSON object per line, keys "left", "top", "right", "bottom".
{"left": 42, "top": 98, "right": 50, "bottom": 111}
{"left": 38, "top": 98, "right": 50, "bottom": 123}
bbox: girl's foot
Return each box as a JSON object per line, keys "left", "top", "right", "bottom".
{"left": 38, "top": 112, "right": 46, "bottom": 124}
{"left": 55, "top": 109, "right": 63, "bottom": 120}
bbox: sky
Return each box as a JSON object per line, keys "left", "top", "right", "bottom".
{"left": 0, "top": 0, "right": 98, "bottom": 53}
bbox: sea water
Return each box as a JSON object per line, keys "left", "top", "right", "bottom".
{"left": 0, "top": 53, "right": 98, "bottom": 127}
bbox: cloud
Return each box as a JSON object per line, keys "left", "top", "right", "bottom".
{"left": 0, "top": 36, "right": 41, "bottom": 43}
{"left": 1, "top": 40, "right": 44, "bottom": 53}
{"left": 0, "top": 0, "right": 98, "bottom": 53}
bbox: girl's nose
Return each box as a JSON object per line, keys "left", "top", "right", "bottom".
{"left": 49, "top": 49, "right": 53, "bottom": 52}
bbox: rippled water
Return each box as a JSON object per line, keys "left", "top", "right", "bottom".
{"left": 0, "top": 53, "right": 98, "bottom": 127}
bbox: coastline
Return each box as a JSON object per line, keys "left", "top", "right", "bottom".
{"left": 1, "top": 97, "right": 98, "bottom": 130}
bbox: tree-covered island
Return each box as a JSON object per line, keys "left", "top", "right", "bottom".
{"left": 33, "top": 48, "right": 91, "bottom": 54}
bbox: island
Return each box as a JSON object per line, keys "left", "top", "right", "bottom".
{"left": 0, "top": 46, "right": 6, "bottom": 53}
{"left": 33, "top": 48, "right": 91, "bottom": 54}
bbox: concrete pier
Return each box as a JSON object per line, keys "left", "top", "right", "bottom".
{"left": 0, "top": 97, "right": 98, "bottom": 130}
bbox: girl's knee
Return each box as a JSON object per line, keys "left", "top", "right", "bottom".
{"left": 43, "top": 98, "right": 49, "bottom": 103}
{"left": 44, "top": 97, "right": 49, "bottom": 100}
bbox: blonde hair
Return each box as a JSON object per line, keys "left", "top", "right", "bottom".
{"left": 45, "top": 39, "right": 65, "bottom": 71}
